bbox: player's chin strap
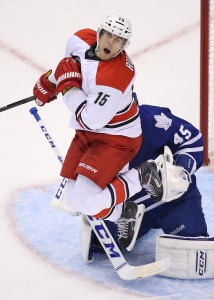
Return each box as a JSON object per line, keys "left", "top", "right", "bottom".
{"left": 153, "top": 146, "right": 191, "bottom": 202}
{"left": 156, "top": 234, "right": 214, "bottom": 279}
{"left": 29, "top": 106, "right": 170, "bottom": 280}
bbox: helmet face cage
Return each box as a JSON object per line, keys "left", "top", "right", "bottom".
{"left": 98, "top": 14, "right": 132, "bottom": 49}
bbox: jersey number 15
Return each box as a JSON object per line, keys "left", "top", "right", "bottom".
{"left": 94, "top": 92, "right": 110, "bottom": 106}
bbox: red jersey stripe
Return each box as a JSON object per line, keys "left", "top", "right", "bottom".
{"left": 96, "top": 53, "right": 135, "bottom": 93}
{"left": 107, "top": 101, "right": 139, "bottom": 125}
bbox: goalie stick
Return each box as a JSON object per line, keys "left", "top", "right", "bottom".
{"left": 29, "top": 106, "right": 170, "bottom": 280}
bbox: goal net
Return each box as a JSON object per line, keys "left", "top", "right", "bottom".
{"left": 201, "top": 0, "right": 214, "bottom": 165}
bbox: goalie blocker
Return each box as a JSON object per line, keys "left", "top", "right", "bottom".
{"left": 156, "top": 234, "right": 214, "bottom": 279}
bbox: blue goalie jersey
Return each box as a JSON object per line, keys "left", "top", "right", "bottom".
{"left": 131, "top": 104, "right": 203, "bottom": 172}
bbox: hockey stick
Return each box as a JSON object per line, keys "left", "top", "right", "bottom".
{"left": 0, "top": 95, "right": 35, "bottom": 112}
{"left": 29, "top": 106, "right": 170, "bottom": 280}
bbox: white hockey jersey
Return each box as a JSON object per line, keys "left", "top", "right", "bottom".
{"left": 58, "top": 28, "right": 142, "bottom": 137}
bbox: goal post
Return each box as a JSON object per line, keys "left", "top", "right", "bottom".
{"left": 200, "top": 0, "right": 214, "bottom": 165}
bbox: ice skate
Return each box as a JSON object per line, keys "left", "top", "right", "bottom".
{"left": 116, "top": 201, "right": 145, "bottom": 251}
{"left": 135, "top": 161, "right": 163, "bottom": 201}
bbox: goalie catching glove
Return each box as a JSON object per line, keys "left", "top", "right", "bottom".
{"left": 135, "top": 146, "right": 191, "bottom": 202}
{"left": 54, "top": 57, "right": 82, "bottom": 94}
{"left": 154, "top": 146, "right": 191, "bottom": 202}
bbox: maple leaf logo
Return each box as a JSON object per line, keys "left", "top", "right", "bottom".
{"left": 154, "top": 113, "right": 172, "bottom": 131}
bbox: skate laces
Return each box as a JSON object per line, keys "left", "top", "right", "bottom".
{"left": 142, "top": 170, "right": 158, "bottom": 197}
{"left": 142, "top": 182, "right": 157, "bottom": 197}
{"left": 116, "top": 217, "right": 136, "bottom": 239}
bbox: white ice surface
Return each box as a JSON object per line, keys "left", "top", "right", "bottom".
{"left": 0, "top": 0, "right": 214, "bottom": 299}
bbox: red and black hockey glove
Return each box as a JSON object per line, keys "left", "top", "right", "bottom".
{"left": 33, "top": 70, "right": 57, "bottom": 106}
{"left": 54, "top": 57, "right": 82, "bottom": 95}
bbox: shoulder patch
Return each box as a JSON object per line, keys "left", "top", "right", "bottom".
{"left": 96, "top": 52, "right": 135, "bottom": 92}
{"left": 74, "top": 29, "right": 96, "bottom": 46}
{"left": 154, "top": 112, "right": 172, "bottom": 131}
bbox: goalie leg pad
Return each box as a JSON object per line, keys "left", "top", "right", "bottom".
{"left": 156, "top": 234, "right": 214, "bottom": 279}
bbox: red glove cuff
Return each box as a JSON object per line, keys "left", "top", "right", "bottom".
{"left": 54, "top": 58, "right": 82, "bottom": 94}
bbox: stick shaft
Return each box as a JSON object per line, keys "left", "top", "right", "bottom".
{"left": 0, "top": 95, "right": 35, "bottom": 112}
{"left": 29, "top": 107, "right": 64, "bottom": 164}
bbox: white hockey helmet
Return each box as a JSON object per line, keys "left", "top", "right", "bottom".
{"left": 98, "top": 14, "right": 132, "bottom": 48}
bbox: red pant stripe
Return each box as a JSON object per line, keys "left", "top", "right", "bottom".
{"left": 110, "top": 176, "right": 128, "bottom": 205}
{"left": 92, "top": 206, "right": 114, "bottom": 219}
{"left": 92, "top": 176, "right": 129, "bottom": 219}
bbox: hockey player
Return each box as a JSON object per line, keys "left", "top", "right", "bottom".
{"left": 86, "top": 100, "right": 208, "bottom": 258}
{"left": 33, "top": 15, "right": 163, "bottom": 251}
